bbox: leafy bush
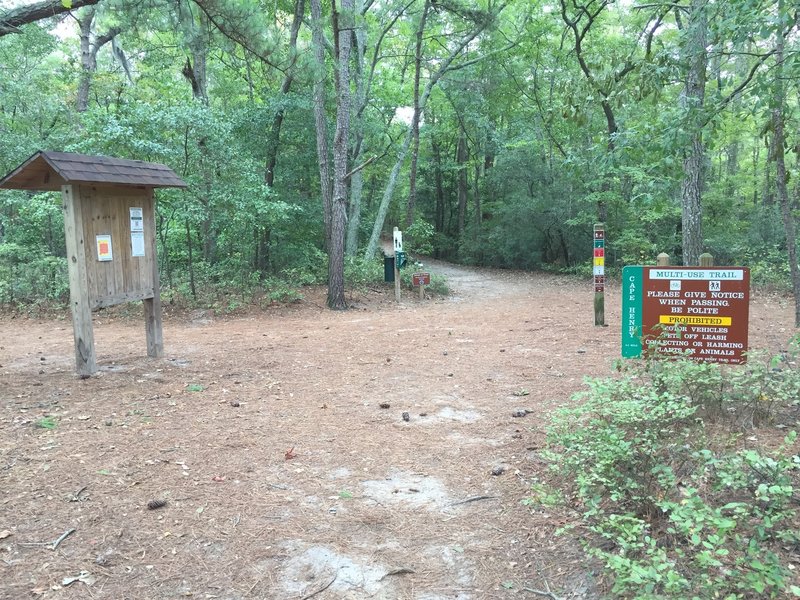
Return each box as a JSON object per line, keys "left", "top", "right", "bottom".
{"left": 0, "top": 243, "right": 68, "bottom": 305}
{"left": 344, "top": 255, "right": 384, "bottom": 288}
{"left": 405, "top": 220, "right": 435, "bottom": 256}
{"left": 542, "top": 352, "right": 800, "bottom": 599}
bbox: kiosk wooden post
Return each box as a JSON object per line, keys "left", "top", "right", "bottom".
{"left": 62, "top": 184, "right": 96, "bottom": 375}
{"left": 0, "top": 151, "right": 186, "bottom": 375}
{"left": 143, "top": 188, "right": 164, "bottom": 358}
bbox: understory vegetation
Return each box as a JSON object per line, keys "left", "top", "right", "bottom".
{"left": 537, "top": 344, "right": 800, "bottom": 598}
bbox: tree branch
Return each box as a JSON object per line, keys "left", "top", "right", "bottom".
{"left": 190, "top": 0, "right": 288, "bottom": 74}
{"left": 0, "top": 0, "right": 101, "bottom": 36}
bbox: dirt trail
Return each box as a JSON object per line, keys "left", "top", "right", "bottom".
{"left": 0, "top": 262, "right": 795, "bottom": 599}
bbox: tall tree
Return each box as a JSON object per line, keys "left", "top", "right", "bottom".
{"left": 772, "top": 0, "right": 800, "bottom": 325}
{"left": 327, "top": 0, "right": 354, "bottom": 308}
{"left": 677, "top": 0, "right": 708, "bottom": 266}
{"left": 311, "top": 0, "right": 333, "bottom": 249}
{"left": 403, "top": 0, "right": 430, "bottom": 227}
{"left": 363, "top": 1, "right": 510, "bottom": 259}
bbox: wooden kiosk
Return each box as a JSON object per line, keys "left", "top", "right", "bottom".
{"left": 0, "top": 151, "right": 187, "bottom": 376}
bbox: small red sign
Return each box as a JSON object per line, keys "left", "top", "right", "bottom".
{"left": 412, "top": 272, "right": 431, "bottom": 286}
{"left": 594, "top": 248, "right": 605, "bottom": 258}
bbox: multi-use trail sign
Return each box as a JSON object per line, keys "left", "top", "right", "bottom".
{"left": 622, "top": 266, "right": 750, "bottom": 364}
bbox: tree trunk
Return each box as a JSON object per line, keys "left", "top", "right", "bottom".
{"left": 311, "top": 0, "right": 333, "bottom": 250}
{"left": 772, "top": 7, "right": 800, "bottom": 326}
{"left": 473, "top": 162, "right": 481, "bottom": 237}
{"left": 327, "top": 0, "right": 353, "bottom": 309}
{"left": 76, "top": 8, "right": 121, "bottom": 113}
{"left": 264, "top": 0, "right": 305, "bottom": 186}
{"left": 180, "top": 3, "right": 209, "bottom": 105}
{"left": 186, "top": 220, "right": 197, "bottom": 301}
{"left": 433, "top": 138, "right": 445, "bottom": 249}
{"left": 76, "top": 9, "right": 95, "bottom": 113}
{"left": 404, "top": 0, "right": 430, "bottom": 228}
{"left": 456, "top": 128, "right": 468, "bottom": 238}
{"left": 679, "top": 0, "right": 707, "bottom": 266}
{"left": 346, "top": 0, "right": 368, "bottom": 256}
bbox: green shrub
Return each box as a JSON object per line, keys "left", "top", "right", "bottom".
{"left": 542, "top": 352, "right": 800, "bottom": 599}
{"left": 0, "top": 244, "right": 68, "bottom": 305}
{"left": 405, "top": 220, "right": 435, "bottom": 255}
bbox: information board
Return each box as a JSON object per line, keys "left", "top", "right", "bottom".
{"left": 622, "top": 266, "right": 750, "bottom": 364}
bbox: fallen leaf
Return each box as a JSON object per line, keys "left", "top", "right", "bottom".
{"left": 211, "top": 475, "right": 226, "bottom": 482}
{"left": 284, "top": 447, "right": 296, "bottom": 460}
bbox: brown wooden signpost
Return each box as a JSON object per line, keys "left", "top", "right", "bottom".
{"left": 622, "top": 266, "right": 750, "bottom": 364}
{"left": 412, "top": 272, "right": 430, "bottom": 300}
{"left": 0, "top": 151, "right": 186, "bottom": 376}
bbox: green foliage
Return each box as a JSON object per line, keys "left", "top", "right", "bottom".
{"left": 0, "top": 243, "right": 68, "bottom": 306}
{"left": 35, "top": 416, "right": 58, "bottom": 430}
{"left": 405, "top": 219, "right": 435, "bottom": 255}
{"left": 344, "top": 255, "right": 383, "bottom": 288}
{"left": 542, "top": 353, "right": 800, "bottom": 598}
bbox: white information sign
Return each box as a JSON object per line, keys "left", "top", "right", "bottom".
{"left": 393, "top": 229, "right": 403, "bottom": 252}
{"left": 131, "top": 232, "right": 145, "bottom": 257}
{"left": 130, "top": 207, "right": 144, "bottom": 232}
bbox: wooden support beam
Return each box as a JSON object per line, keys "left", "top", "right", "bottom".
{"left": 62, "top": 184, "right": 97, "bottom": 376}
{"left": 143, "top": 189, "right": 163, "bottom": 357}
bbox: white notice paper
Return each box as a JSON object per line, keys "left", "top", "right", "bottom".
{"left": 131, "top": 232, "right": 145, "bottom": 257}
{"left": 130, "top": 207, "right": 144, "bottom": 232}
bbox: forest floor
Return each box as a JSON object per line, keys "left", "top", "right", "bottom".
{"left": 0, "top": 260, "right": 797, "bottom": 600}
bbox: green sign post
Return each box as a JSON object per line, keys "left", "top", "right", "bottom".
{"left": 622, "top": 266, "right": 643, "bottom": 358}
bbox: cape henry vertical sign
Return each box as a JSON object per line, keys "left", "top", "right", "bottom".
{"left": 622, "top": 266, "right": 750, "bottom": 364}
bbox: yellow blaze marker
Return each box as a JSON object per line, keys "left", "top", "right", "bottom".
{"left": 593, "top": 257, "right": 604, "bottom": 266}
{"left": 659, "top": 315, "right": 732, "bottom": 326}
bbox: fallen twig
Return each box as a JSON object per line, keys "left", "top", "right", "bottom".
{"left": 379, "top": 567, "right": 415, "bottom": 581}
{"left": 299, "top": 573, "right": 337, "bottom": 600}
{"left": 446, "top": 495, "right": 498, "bottom": 507}
{"left": 522, "top": 588, "right": 564, "bottom": 600}
{"left": 68, "top": 485, "right": 88, "bottom": 502}
{"left": 21, "top": 528, "right": 76, "bottom": 550}
{"left": 51, "top": 528, "right": 76, "bottom": 550}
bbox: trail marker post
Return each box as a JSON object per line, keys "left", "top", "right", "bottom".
{"left": 593, "top": 224, "right": 605, "bottom": 326}
{"left": 393, "top": 227, "right": 403, "bottom": 303}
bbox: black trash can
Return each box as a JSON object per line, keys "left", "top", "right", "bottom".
{"left": 384, "top": 256, "right": 395, "bottom": 282}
